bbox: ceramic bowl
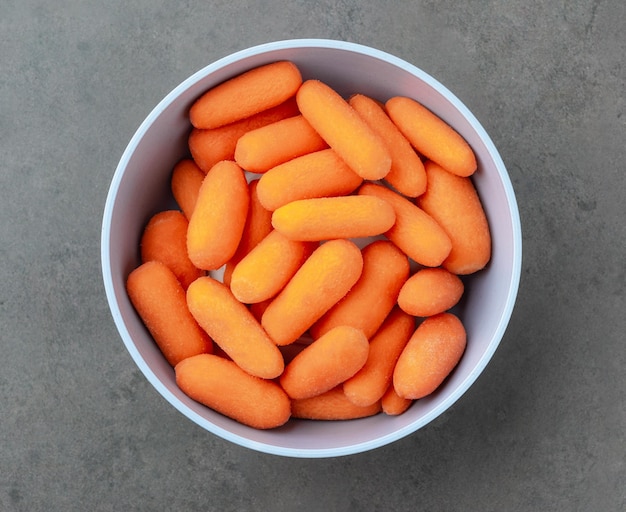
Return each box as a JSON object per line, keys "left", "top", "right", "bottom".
{"left": 101, "top": 39, "right": 522, "bottom": 458}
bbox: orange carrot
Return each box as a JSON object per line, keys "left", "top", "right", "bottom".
{"left": 278, "top": 340, "right": 310, "bottom": 366}
{"left": 296, "top": 79, "right": 391, "bottom": 180}
{"left": 418, "top": 160, "right": 491, "bottom": 274}
{"left": 186, "top": 160, "right": 249, "bottom": 271}
{"left": 170, "top": 159, "right": 205, "bottom": 220}
{"left": 261, "top": 239, "right": 363, "bottom": 346}
{"left": 343, "top": 307, "right": 415, "bottom": 407}
{"left": 189, "top": 61, "right": 302, "bottom": 129}
{"left": 398, "top": 267, "right": 464, "bottom": 317}
{"left": 349, "top": 94, "right": 427, "bottom": 197}
{"left": 222, "top": 179, "right": 273, "bottom": 286}
{"left": 230, "top": 229, "right": 316, "bottom": 304}
{"left": 381, "top": 384, "right": 413, "bottom": 416}
{"left": 358, "top": 182, "right": 452, "bottom": 267}
{"left": 248, "top": 298, "right": 272, "bottom": 323}
{"left": 126, "top": 261, "right": 212, "bottom": 366}
{"left": 140, "top": 210, "right": 203, "bottom": 290}
{"left": 386, "top": 96, "right": 477, "bottom": 177}
{"left": 291, "top": 386, "right": 382, "bottom": 420}
{"left": 234, "top": 115, "right": 328, "bottom": 173}
{"left": 186, "top": 276, "right": 284, "bottom": 379}
{"left": 271, "top": 195, "right": 396, "bottom": 242}
{"left": 175, "top": 354, "right": 291, "bottom": 429}
{"left": 280, "top": 325, "right": 369, "bottom": 399}
{"left": 393, "top": 313, "right": 467, "bottom": 399}
{"left": 255, "top": 148, "right": 363, "bottom": 211}
{"left": 310, "top": 241, "right": 410, "bottom": 340}
{"left": 188, "top": 97, "right": 299, "bottom": 173}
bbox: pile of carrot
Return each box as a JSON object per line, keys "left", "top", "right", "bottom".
{"left": 126, "top": 60, "right": 492, "bottom": 430}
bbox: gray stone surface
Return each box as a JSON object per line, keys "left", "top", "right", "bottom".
{"left": 1, "top": 1, "right": 624, "bottom": 510}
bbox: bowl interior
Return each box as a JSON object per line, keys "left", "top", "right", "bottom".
{"left": 101, "top": 39, "right": 521, "bottom": 458}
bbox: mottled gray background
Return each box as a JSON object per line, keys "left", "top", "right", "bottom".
{"left": 1, "top": 1, "right": 624, "bottom": 511}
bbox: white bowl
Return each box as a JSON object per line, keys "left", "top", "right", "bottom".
{"left": 101, "top": 39, "right": 522, "bottom": 458}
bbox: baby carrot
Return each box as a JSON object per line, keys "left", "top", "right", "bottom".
{"left": 256, "top": 148, "right": 363, "bottom": 211}
{"left": 310, "top": 240, "right": 410, "bottom": 340}
{"left": 358, "top": 182, "right": 452, "bottom": 267}
{"left": 186, "top": 160, "right": 249, "bottom": 271}
{"left": 140, "top": 210, "right": 204, "bottom": 290}
{"left": 170, "top": 159, "right": 205, "bottom": 220}
{"left": 296, "top": 79, "right": 392, "bottom": 180}
{"left": 349, "top": 94, "right": 427, "bottom": 197}
{"left": 381, "top": 384, "right": 413, "bottom": 416}
{"left": 230, "top": 229, "right": 316, "bottom": 304}
{"left": 126, "top": 261, "right": 212, "bottom": 367}
{"left": 222, "top": 179, "right": 273, "bottom": 286}
{"left": 398, "top": 267, "right": 464, "bottom": 317}
{"left": 189, "top": 61, "right": 302, "bottom": 129}
{"left": 417, "top": 160, "right": 491, "bottom": 274}
{"left": 393, "top": 313, "right": 467, "bottom": 400}
{"left": 186, "top": 276, "right": 284, "bottom": 379}
{"left": 291, "top": 386, "right": 382, "bottom": 420}
{"left": 248, "top": 298, "right": 272, "bottom": 323}
{"left": 175, "top": 354, "right": 291, "bottom": 429}
{"left": 271, "top": 195, "right": 396, "bottom": 242}
{"left": 343, "top": 307, "right": 415, "bottom": 407}
{"left": 261, "top": 239, "right": 363, "bottom": 346}
{"left": 188, "top": 97, "right": 299, "bottom": 173}
{"left": 234, "top": 115, "right": 328, "bottom": 173}
{"left": 280, "top": 325, "right": 369, "bottom": 400}
{"left": 386, "top": 96, "right": 477, "bottom": 177}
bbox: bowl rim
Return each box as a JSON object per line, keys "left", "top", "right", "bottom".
{"left": 101, "top": 38, "right": 522, "bottom": 458}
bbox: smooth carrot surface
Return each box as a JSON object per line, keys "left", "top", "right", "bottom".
{"left": 186, "top": 160, "right": 249, "bottom": 271}
{"left": 140, "top": 210, "right": 203, "bottom": 290}
{"left": 280, "top": 325, "right": 369, "bottom": 400}
{"left": 189, "top": 61, "right": 302, "bottom": 129}
{"left": 296, "top": 79, "right": 391, "bottom": 180}
{"left": 381, "top": 384, "right": 413, "bottom": 416}
{"left": 358, "top": 182, "right": 451, "bottom": 267}
{"left": 386, "top": 96, "right": 477, "bottom": 177}
{"left": 349, "top": 94, "right": 427, "bottom": 197}
{"left": 291, "top": 386, "right": 382, "bottom": 420}
{"left": 418, "top": 160, "right": 491, "bottom": 274}
{"left": 271, "top": 195, "right": 396, "bottom": 242}
{"left": 170, "top": 159, "right": 205, "bottom": 220}
{"left": 256, "top": 148, "right": 362, "bottom": 211}
{"left": 230, "top": 229, "right": 316, "bottom": 304}
{"left": 310, "top": 240, "right": 410, "bottom": 340}
{"left": 188, "top": 98, "right": 299, "bottom": 173}
{"left": 175, "top": 354, "right": 291, "bottom": 429}
{"left": 398, "top": 267, "right": 464, "bottom": 317}
{"left": 223, "top": 179, "right": 273, "bottom": 286}
{"left": 126, "top": 261, "right": 212, "bottom": 367}
{"left": 234, "top": 115, "right": 328, "bottom": 173}
{"left": 343, "top": 307, "right": 415, "bottom": 407}
{"left": 393, "top": 313, "right": 467, "bottom": 400}
{"left": 261, "top": 239, "right": 364, "bottom": 346}
{"left": 186, "top": 276, "right": 284, "bottom": 379}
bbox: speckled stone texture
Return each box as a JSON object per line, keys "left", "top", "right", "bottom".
{"left": 1, "top": 1, "right": 624, "bottom": 511}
